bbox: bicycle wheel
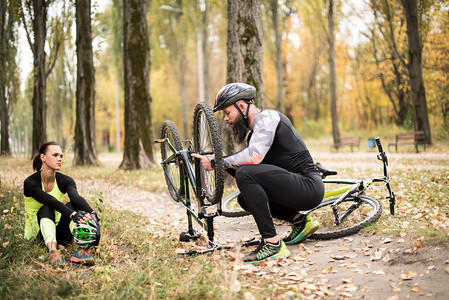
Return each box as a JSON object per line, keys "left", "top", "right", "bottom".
{"left": 192, "top": 102, "right": 224, "bottom": 204}
{"left": 160, "top": 120, "right": 183, "bottom": 202}
{"left": 308, "top": 195, "right": 383, "bottom": 240}
{"left": 221, "top": 191, "right": 251, "bottom": 217}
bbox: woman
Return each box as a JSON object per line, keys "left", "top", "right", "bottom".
{"left": 23, "top": 141, "right": 99, "bottom": 266}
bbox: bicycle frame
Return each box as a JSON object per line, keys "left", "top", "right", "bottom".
{"left": 156, "top": 137, "right": 219, "bottom": 243}
{"left": 312, "top": 137, "right": 396, "bottom": 225}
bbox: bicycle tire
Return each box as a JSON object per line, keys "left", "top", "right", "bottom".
{"left": 221, "top": 191, "right": 251, "bottom": 217}
{"left": 308, "top": 195, "right": 383, "bottom": 240}
{"left": 160, "top": 120, "right": 183, "bottom": 202}
{"left": 192, "top": 102, "right": 225, "bottom": 204}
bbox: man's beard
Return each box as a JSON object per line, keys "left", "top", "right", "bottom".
{"left": 230, "top": 113, "right": 249, "bottom": 144}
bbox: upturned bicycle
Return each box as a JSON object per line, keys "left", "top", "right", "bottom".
{"left": 221, "top": 137, "right": 396, "bottom": 240}
{"left": 155, "top": 102, "right": 232, "bottom": 253}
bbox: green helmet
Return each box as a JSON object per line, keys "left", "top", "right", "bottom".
{"left": 72, "top": 216, "right": 101, "bottom": 248}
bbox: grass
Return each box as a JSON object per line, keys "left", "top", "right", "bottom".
{"left": 1, "top": 139, "right": 448, "bottom": 298}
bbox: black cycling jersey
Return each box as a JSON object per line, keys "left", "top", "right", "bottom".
{"left": 224, "top": 110, "right": 319, "bottom": 176}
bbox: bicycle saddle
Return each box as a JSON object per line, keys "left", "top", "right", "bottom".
{"left": 315, "top": 162, "right": 338, "bottom": 178}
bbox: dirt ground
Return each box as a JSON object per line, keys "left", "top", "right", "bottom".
{"left": 79, "top": 151, "right": 449, "bottom": 299}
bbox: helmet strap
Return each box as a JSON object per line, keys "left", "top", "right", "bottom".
{"left": 233, "top": 102, "right": 252, "bottom": 127}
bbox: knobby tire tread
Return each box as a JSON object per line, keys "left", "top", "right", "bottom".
{"left": 309, "top": 195, "right": 383, "bottom": 240}
{"left": 160, "top": 120, "right": 183, "bottom": 202}
{"left": 193, "top": 102, "right": 225, "bottom": 205}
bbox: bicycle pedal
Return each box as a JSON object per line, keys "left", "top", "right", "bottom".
{"left": 201, "top": 206, "right": 217, "bottom": 217}
{"left": 179, "top": 230, "right": 201, "bottom": 242}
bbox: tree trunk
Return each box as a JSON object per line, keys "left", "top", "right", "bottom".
{"left": 270, "top": 0, "right": 283, "bottom": 112}
{"left": 328, "top": 0, "right": 340, "bottom": 143}
{"left": 226, "top": 0, "right": 264, "bottom": 108}
{"left": 31, "top": 0, "right": 48, "bottom": 157}
{"left": 202, "top": 1, "right": 210, "bottom": 103}
{"left": 0, "top": 0, "right": 11, "bottom": 155}
{"left": 225, "top": 0, "right": 264, "bottom": 157}
{"left": 73, "top": 0, "right": 98, "bottom": 166}
{"left": 402, "top": 0, "right": 431, "bottom": 144}
{"left": 120, "top": 0, "right": 155, "bottom": 169}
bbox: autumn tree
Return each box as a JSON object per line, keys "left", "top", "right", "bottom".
{"left": 0, "top": 0, "right": 19, "bottom": 155}
{"left": 224, "top": 0, "right": 264, "bottom": 155}
{"left": 120, "top": 0, "right": 155, "bottom": 169}
{"left": 401, "top": 0, "right": 431, "bottom": 144}
{"left": 158, "top": 1, "right": 191, "bottom": 138}
{"left": 369, "top": 0, "right": 410, "bottom": 126}
{"left": 327, "top": 0, "right": 340, "bottom": 143}
{"left": 263, "top": 0, "right": 294, "bottom": 113}
{"left": 73, "top": 0, "right": 98, "bottom": 166}
{"left": 19, "top": 0, "right": 62, "bottom": 156}
{"left": 226, "top": 0, "right": 264, "bottom": 107}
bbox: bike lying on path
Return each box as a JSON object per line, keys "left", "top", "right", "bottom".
{"left": 221, "top": 137, "right": 396, "bottom": 240}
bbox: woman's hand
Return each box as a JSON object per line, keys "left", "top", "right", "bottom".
{"left": 70, "top": 210, "right": 92, "bottom": 224}
{"left": 191, "top": 153, "right": 215, "bottom": 171}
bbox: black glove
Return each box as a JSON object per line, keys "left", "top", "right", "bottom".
{"left": 71, "top": 210, "right": 88, "bottom": 223}
{"left": 91, "top": 211, "right": 100, "bottom": 223}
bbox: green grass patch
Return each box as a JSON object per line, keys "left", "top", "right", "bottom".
{"left": 0, "top": 181, "right": 284, "bottom": 299}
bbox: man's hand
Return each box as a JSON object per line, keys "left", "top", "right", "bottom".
{"left": 191, "top": 153, "right": 214, "bottom": 171}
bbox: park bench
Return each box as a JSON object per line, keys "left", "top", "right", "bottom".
{"left": 387, "top": 131, "right": 426, "bottom": 153}
{"left": 331, "top": 136, "right": 360, "bottom": 151}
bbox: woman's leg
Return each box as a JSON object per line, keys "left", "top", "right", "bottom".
{"left": 36, "top": 205, "right": 57, "bottom": 252}
{"left": 56, "top": 203, "right": 75, "bottom": 246}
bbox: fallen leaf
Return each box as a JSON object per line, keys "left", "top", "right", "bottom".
{"left": 342, "top": 277, "right": 353, "bottom": 284}
{"left": 411, "top": 284, "right": 419, "bottom": 292}
{"left": 339, "top": 244, "right": 347, "bottom": 251}
{"left": 331, "top": 255, "right": 347, "bottom": 260}
{"left": 229, "top": 279, "right": 241, "bottom": 293}
{"left": 373, "top": 270, "right": 386, "bottom": 275}
{"left": 322, "top": 267, "right": 333, "bottom": 274}
{"left": 2, "top": 241, "right": 9, "bottom": 248}
{"left": 344, "top": 237, "right": 354, "bottom": 243}
{"left": 382, "top": 238, "right": 392, "bottom": 244}
{"left": 371, "top": 250, "right": 383, "bottom": 261}
{"left": 400, "top": 270, "right": 418, "bottom": 280}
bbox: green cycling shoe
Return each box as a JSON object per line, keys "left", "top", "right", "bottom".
{"left": 243, "top": 240, "right": 290, "bottom": 263}
{"left": 283, "top": 214, "right": 320, "bottom": 245}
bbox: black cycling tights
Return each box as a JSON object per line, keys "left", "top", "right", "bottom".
{"left": 234, "top": 164, "right": 324, "bottom": 239}
{"left": 36, "top": 203, "right": 74, "bottom": 246}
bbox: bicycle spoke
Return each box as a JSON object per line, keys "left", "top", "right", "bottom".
{"left": 160, "top": 121, "right": 183, "bottom": 202}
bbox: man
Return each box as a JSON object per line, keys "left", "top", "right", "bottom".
{"left": 192, "top": 83, "right": 324, "bottom": 263}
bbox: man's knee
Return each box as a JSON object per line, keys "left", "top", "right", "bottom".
{"left": 235, "top": 165, "right": 258, "bottom": 184}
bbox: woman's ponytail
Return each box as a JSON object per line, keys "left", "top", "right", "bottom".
{"left": 32, "top": 154, "right": 43, "bottom": 171}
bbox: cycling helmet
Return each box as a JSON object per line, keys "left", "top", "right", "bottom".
{"left": 213, "top": 82, "right": 256, "bottom": 112}
{"left": 72, "top": 217, "right": 101, "bottom": 249}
